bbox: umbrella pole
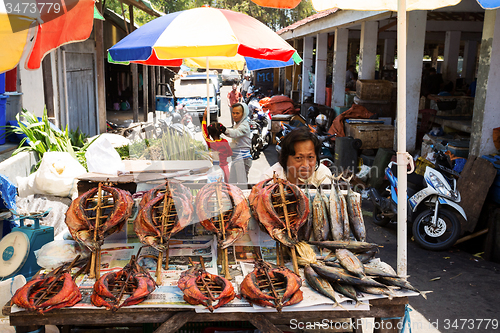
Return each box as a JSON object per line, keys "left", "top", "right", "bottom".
{"left": 206, "top": 57, "right": 211, "bottom": 125}
{"left": 396, "top": 0, "right": 408, "bottom": 279}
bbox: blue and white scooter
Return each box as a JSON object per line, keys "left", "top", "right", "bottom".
{"left": 369, "top": 153, "right": 466, "bottom": 251}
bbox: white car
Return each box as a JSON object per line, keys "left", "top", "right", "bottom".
{"left": 221, "top": 69, "right": 241, "bottom": 85}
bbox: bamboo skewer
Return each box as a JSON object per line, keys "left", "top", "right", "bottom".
{"left": 275, "top": 177, "right": 299, "bottom": 274}
{"left": 89, "top": 183, "right": 104, "bottom": 279}
{"left": 156, "top": 185, "right": 172, "bottom": 285}
{"left": 215, "top": 182, "right": 231, "bottom": 280}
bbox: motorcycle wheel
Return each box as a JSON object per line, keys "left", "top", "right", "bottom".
{"left": 412, "top": 208, "right": 461, "bottom": 251}
{"left": 251, "top": 134, "right": 260, "bottom": 160}
{"left": 372, "top": 205, "right": 391, "bottom": 227}
{"left": 262, "top": 132, "right": 271, "bottom": 150}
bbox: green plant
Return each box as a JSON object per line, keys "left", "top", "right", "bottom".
{"left": 7, "top": 108, "right": 96, "bottom": 171}
{"left": 69, "top": 127, "right": 89, "bottom": 148}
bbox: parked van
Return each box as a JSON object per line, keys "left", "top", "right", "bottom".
{"left": 174, "top": 76, "right": 219, "bottom": 121}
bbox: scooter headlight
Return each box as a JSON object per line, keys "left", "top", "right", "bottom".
{"left": 428, "top": 171, "right": 457, "bottom": 200}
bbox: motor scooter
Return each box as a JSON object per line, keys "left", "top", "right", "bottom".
{"left": 249, "top": 102, "right": 272, "bottom": 160}
{"left": 369, "top": 152, "right": 466, "bottom": 251}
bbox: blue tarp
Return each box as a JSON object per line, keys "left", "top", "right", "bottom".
{"left": 0, "top": 174, "right": 17, "bottom": 236}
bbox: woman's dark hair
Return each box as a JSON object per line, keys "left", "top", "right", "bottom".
{"left": 278, "top": 127, "right": 321, "bottom": 170}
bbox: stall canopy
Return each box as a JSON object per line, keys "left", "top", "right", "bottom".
{"left": 251, "top": 0, "right": 500, "bottom": 9}
{"left": 0, "top": 0, "right": 96, "bottom": 73}
{"left": 109, "top": 6, "right": 302, "bottom": 123}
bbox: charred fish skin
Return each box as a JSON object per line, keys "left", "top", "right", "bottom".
{"left": 328, "top": 176, "right": 344, "bottom": 241}
{"left": 335, "top": 249, "right": 366, "bottom": 278}
{"left": 311, "top": 264, "right": 387, "bottom": 288}
{"left": 308, "top": 240, "right": 380, "bottom": 253}
{"left": 304, "top": 265, "right": 340, "bottom": 306}
{"left": 345, "top": 178, "right": 366, "bottom": 242}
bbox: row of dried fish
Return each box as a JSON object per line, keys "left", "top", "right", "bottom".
{"left": 300, "top": 176, "right": 366, "bottom": 245}
{"left": 296, "top": 242, "right": 428, "bottom": 307}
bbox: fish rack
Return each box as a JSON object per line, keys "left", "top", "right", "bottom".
{"left": 253, "top": 260, "right": 288, "bottom": 312}
{"left": 149, "top": 182, "right": 179, "bottom": 284}
{"left": 189, "top": 258, "right": 225, "bottom": 312}
{"left": 83, "top": 182, "right": 117, "bottom": 279}
{"left": 29, "top": 256, "right": 82, "bottom": 310}
{"left": 98, "top": 254, "right": 148, "bottom": 311}
{"left": 204, "top": 181, "right": 234, "bottom": 280}
{"left": 271, "top": 175, "right": 300, "bottom": 274}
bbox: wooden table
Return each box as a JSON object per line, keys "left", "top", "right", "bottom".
{"left": 3, "top": 297, "right": 408, "bottom": 333}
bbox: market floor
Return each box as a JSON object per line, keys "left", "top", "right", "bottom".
{"left": 362, "top": 200, "right": 500, "bottom": 333}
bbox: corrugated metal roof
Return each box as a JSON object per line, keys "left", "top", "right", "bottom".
{"left": 277, "top": 8, "right": 339, "bottom": 35}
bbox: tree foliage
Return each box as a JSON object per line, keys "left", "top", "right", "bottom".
{"left": 103, "top": 0, "right": 315, "bottom": 31}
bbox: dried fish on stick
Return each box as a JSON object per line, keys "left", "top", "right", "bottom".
{"left": 11, "top": 256, "right": 83, "bottom": 313}
{"left": 195, "top": 181, "right": 251, "bottom": 279}
{"left": 240, "top": 260, "right": 302, "bottom": 312}
{"left": 177, "top": 258, "right": 235, "bottom": 312}
{"left": 91, "top": 253, "right": 156, "bottom": 311}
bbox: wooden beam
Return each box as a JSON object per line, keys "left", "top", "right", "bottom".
{"left": 119, "top": 0, "right": 161, "bottom": 18}
{"left": 150, "top": 66, "right": 156, "bottom": 113}
{"left": 154, "top": 312, "right": 195, "bottom": 333}
{"left": 143, "top": 65, "right": 149, "bottom": 122}
{"left": 41, "top": 55, "right": 55, "bottom": 118}
{"left": 95, "top": 1, "right": 106, "bottom": 134}
{"left": 130, "top": 5, "right": 139, "bottom": 123}
{"left": 378, "top": 20, "right": 397, "bottom": 33}
{"left": 455, "top": 228, "right": 489, "bottom": 245}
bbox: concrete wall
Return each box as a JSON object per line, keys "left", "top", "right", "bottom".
{"left": 0, "top": 152, "right": 37, "bottom": 186}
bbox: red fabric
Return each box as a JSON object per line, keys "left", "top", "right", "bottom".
{"left": 202, "top": 121, "right": 233, "bottom": 182}
{"left": 26, "top": 0, "right": 94, "bottom": 70}
{"left": 265, "top": 95, "right": 300, "bottom": 115}
{"left": 328, "top": 104, "right": 375, "bottom": 137}
{"left": 227, "top": 90, "right": 242, "bottom": 106}
{"left": 250, "top": 0, "right": 301, "bottom": 8}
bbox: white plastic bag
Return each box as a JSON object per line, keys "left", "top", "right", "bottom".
{"left": 35, "top": 240, "right": 90, "bottom": 270}
{"left": 33, "top": 152, "right": 86, "bottom": 199}
{"left": 85, "top": 137, "right": 126, "bottom": 176}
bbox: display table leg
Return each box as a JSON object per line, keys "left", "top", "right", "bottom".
{"left": 153, "top": 312, "right": 195, "bottom": 333}
{"left": 245, "top": 314, "right": 283, "bottom": 333}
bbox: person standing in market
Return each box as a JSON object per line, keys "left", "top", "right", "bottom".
{"left": 222, "top": 103, "right": 252, "bottom": 183}
{"left": 262, "top": 127, "right": 331, "bottom": 187}
{"left": 241, "top": 74, "right": 252, "bottom": 101}
{"left": 227, "top": 83, "right": 242, "bottom": 107}
{"left": 202, "top": 109, "right": 233, "bottom": 182}
{"left": 345, "top": 65, "right": 357, "bottom": 90}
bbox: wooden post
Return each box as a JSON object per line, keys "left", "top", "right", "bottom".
{"left": 150, "top": 66, "right": 156, "bottom": 113}
{"left": 129, "top": 5, "right": 139, "bottom": 123}
{"left": 143, "top": 65, "right": 149, "bottom": 122}
{"left": 94, "top": 1, "right": 106, "bottom": 134}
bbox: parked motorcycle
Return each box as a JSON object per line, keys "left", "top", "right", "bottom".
{"left": 249, "top": 107, "right": 272, "bottom": 160}
{"left": 369, "top": 152, "right": 465, "bottom": 251}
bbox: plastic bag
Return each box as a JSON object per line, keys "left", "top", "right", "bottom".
{"left": 85, "top": 137, "right": 126, "bottom": 176}
{"left": 35, "top": 240, "right": 90, "bottom": 270}
{"left": 17, "top": 152, "right": 86, "bottom": 199}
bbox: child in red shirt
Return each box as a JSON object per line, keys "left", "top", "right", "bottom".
{"left": 202, "top": 110, "right": 232, "bottom": 182}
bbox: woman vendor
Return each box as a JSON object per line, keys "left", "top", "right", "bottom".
{"left": 262, "top": 127, "right": 332, "bottom": 187}
{"left": 223, "top": 102, "right": 252, "bottom": 183}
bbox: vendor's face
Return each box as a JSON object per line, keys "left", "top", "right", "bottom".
{"left": 286, "top": 140, "right": 317, "bottom": 182}
{"left": 232, "top": 106, "right": 244, "bottom": 123}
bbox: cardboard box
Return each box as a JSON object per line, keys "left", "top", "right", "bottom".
{"left": 344, "top": 122, "right": 395, "bottom": 149}
{"left": 356, "top": 80, "right": 393, "bottom": 101}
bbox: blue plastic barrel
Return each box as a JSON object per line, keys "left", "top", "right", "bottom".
{"left": 0, "top": 94, "right": 7, "bottom": 145}
{"left": 0, "top": 73, "right": 5, "bottom": 94}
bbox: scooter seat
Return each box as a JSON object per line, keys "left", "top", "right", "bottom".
{"left": 391, "top": 164, "right": 425, "bottom": 192}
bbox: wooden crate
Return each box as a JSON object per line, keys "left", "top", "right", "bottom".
{"left": 356, "top": 80, "right": 393, "bottom": 101}
{"left": 344, "top": 123, "right": 394, "bottom": 149}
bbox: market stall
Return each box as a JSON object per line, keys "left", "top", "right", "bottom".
{"left": 2, "top": 175, "right": 420, "bottom": 333}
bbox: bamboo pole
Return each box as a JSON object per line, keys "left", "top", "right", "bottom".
{"left": 277, "top": 179, "right": 299, "bottom": 274}
{"left": 89, "top": 183, "right": 103, "bottom": 279}
{"left": 215, "top": 182, "right": 231, "bottom": 280}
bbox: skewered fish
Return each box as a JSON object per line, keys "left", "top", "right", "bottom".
{"left": 240, "top": 260, "right": 302, "bottom": 312}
